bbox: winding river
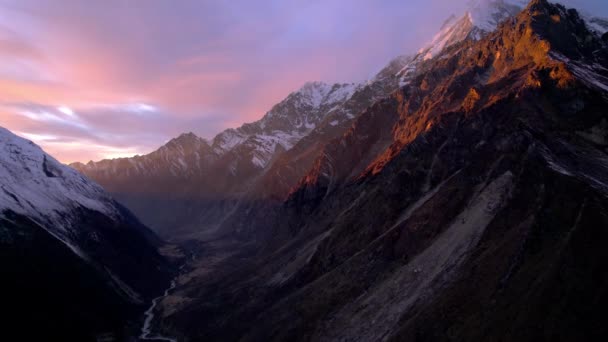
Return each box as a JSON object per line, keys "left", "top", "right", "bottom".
{"left": 140, "top": 279, "right": 178, "bottom": 342}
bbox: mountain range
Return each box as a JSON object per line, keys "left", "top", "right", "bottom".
{"left": 72, "top": 70, "right": 407, "bottom": 240}
{"left": 3, "top": 0, "right": 608, "bottom": 341}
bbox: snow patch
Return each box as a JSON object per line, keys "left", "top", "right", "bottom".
{"left": 213, "top": 129, "right": 247, "bottom": 154}
{"left": 570, "top": 62, "right": 608, "bottom": 92}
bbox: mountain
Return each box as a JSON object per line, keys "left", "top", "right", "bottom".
{"left": 142, "top": 1, "right": 608, "bottom": 340}
{"left": 0, "top": 127, "right": 173, "bottom": 341}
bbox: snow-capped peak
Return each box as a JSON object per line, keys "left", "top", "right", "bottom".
{"left": 211, "top": 81, "right": 357, "bottom": 166}
{"left": 419, "top": 13, "right": 475, "bottom": 62}
{"left": 394, "top": 0, "right": 525, "bottom": 86}
{"left": 423, "top": 0, "right": 524, "bottom": 59}
{"left": 468, "top": 0, "right": 608, "bottom": 36}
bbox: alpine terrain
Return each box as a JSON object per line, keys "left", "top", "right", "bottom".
{"left": 3, "top": 0, "right": 608, "bottom": 341}
{"left": 74, "top": 0, "right": 607, "bottom": 340}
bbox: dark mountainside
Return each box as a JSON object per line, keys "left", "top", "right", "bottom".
{"left": 0, "top": 128, "right": 175, "bottom": 341}
{"left": 130, "top": 1, "right": 608, "bottom": 341}
{"left": 1, "top": 209, "right": 173, "bottom": 341}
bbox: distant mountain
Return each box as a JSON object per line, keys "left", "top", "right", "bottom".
{"left": 74, "top": 81, "right": 357, "bottom": 181}
{"left": 73, "top": 75, "right": 400, "bottom": 239}
{"left": 0, "top": 127, "right": 172, "bottom": 341}
{"left": 148, "top": 1, "right": 608, "bottom": 341}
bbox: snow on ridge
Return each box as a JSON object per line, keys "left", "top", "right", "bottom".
{"left": 324, "top": 83, "right": 357, "bottom": 105}
{"left": 425, "top": 14, "right": 474, "bottom": 61}
{"left": 291, "top": 81, "right": 357, "bottom": 110}
{"left": 422, "top": 0, "right": 526, "bottom": 61}
{"left": 585, "top": 17, "right": 608, "bottom": 35}
{"left": 569, "top": 61, "right": 608, "bottom": 92}
{"left": 210, "top": 81, "right": 359, "bottom": 167}
{"left": 0, "top": 127, "right": 116, "bottom": 227}
{"left": 247, "top": 130, "right": 307, "bottom": 168}
{"left": 405, "top": 0, "right": 525, "bottom": 68}
{"left": 213, "top": 129, "right": 247, "bottom": 154}
{"left": 299, "top": 81, "right": 333, "bottom": 108}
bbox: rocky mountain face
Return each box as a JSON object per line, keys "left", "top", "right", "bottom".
{"left": 0, "top": 127, "right": 173, "bottom": 341}
{"left": 143, "top": 1, "right": 608, "bottom": 341}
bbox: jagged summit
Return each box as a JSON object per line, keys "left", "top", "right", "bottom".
{"left": 252, "top": 81, "right": 357, "bottom": 133}
{"left": 467, "top": 0, "right": 529, "bottom": 31}
{"left": 164, "top": 132, "right": 208, "bottom": 150}
{"left": 394, "top": 0, "right": 524, "bottom": 86}
{"left": 173, "top": 131, "right": 202, "bottom": 141}
{"left": 416, "top": 0, "right": 524, "bottom": 60}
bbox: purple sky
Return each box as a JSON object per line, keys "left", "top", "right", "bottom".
{"left": 0, "top": 0, "right": 606, "bottom": 162}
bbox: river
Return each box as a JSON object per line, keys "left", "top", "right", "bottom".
{"left": 139, "top": 279, "right": 178, "bottom": 342}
